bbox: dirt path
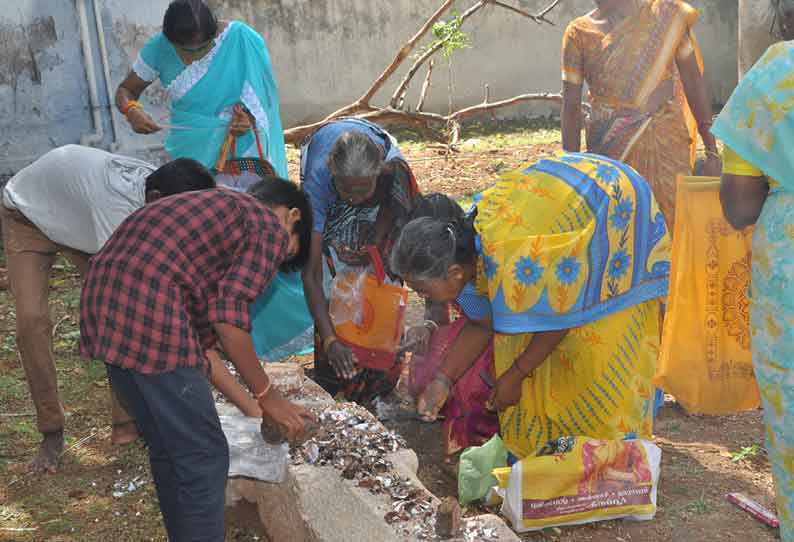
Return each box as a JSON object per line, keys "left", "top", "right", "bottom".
{"left": 384, "top": 399, "right": 776, "bottom": 542}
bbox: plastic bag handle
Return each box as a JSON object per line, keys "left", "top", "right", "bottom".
{"left": 366, "top": 246, "right": 386, "bottom": 284}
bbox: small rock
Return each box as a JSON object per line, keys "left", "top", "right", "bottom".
{"left": 68, "top": 489, "right": 87, "bottom": 500}
{"left": 435, "top": 497, "right": 461, "bottom": 538}
{"left": 461, "top": 138, "right": 482, "bottom": 150}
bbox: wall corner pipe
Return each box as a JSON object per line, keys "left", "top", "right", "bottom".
{"left": 92, "top": 0, "right": 119, "bottom": 149}
{"left": 77, "top": 0, "right": 104, "bottom": 147}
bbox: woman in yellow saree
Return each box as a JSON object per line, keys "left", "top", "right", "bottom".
{"left": 391, "top": 152, "right": 671, "bottom": 459}
{"left": 561, "top": 0, "right": 720, "bottom": 229}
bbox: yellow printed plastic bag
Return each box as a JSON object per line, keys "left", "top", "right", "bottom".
{"left": 655, "top": 176, "right": 760, "bottom": 414}
{"left": 500, "top": 437, "right": 661, "bottom": 532}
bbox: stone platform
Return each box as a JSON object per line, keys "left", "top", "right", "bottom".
{"left": 222, "top": 363, "right": 520, "bottom": 542}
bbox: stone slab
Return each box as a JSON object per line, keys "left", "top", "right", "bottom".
{"left": 224, "top": 367, "right": 519, "bottom": 542}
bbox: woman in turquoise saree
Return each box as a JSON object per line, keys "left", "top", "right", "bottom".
{"left": 116, "top": 0, "right": 313, "bottom": 361}
{"left": 713, "top": 11, "right": 794, "bottom": 538}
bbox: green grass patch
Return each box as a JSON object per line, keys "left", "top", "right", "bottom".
{"left": 0, "top": 333, "right": 17, "bottom": 356}
{"left": 684, "top": 495, "right": 712, "bottom": 516}
{"left": 731, "top": 444, "right": 763, "bottom": 463}
{"left": 392, "top": 118, "right": 561, "bottom": 154}
{"left": 0, "top": 372, "right": 25, "bottom": 398}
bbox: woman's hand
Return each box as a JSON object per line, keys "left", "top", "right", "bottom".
{"left": 259, "top": 388, "right": 317, "bottom": 443}
{"left": 126, "top": 107, "right": 161, "bottom": 134}
{"left": 417, "top": 375, "right": 451, "bottom": 422}
{"left": 487, "top": 367, "right": 525, "bottom": 412}
{"left": 229, "top": 104, "right": 252, "bottom": 137}
{"left": 703, "top": 152, "right": 722, "bottom": 177}
{"left": 327, "top": 341, "right": 359, "bottom": 380}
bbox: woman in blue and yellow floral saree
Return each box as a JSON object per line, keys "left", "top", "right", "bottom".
{"left": 394, "top": 152, "right": 671, "bottom": 459}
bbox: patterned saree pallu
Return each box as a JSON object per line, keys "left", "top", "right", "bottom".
{"left": 654, "top": 175, "right": 760, "bottom": 414}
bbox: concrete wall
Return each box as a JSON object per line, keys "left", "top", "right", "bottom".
{"left": 0, "top": 0, "right": 738, "bottom": 176}
{"left": 738, "top": 0, "right": 777, "bottom": 76}
{"left": 0, "top": 1, "right": 93, "bottom": 174}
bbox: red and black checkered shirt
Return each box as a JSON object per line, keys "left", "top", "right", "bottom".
{"left": 80, "top": 189, "right": 287, "bottom": 374}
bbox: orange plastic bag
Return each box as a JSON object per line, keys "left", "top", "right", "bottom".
{"left": 654, "top": 176, "right": 760, "bottom": 414}
{"left": 328, "top": 247, "right": 408, "bottom": 359}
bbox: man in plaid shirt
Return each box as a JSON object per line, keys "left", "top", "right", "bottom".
{"left": 81, "top": 178, "right": 315, "bottom": 541}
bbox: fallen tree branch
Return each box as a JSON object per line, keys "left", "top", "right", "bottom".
{"left": 449, "top": 92, "right": 563, "bottom": 121}
{"left": 535, "top": 0, "right": 565, "bottom": 22}
{"left": 326, "top": 0, "right": 458, "bottom": 122}
{"left": 284, "top": 104, "right": 379, "bottom": 144}
{"left": 389, "top": 0, "right": 489, "bottom": 108}
{"left": 416, "top": 60, "right": 435, "bottom": 112}
{"left": 284, "top": 0, "right": 569, "bottom": 145}
{"left": 489, "top": 0, "right": 561, "bottom": 25}
{"left": 286, "top": 92, "right": 568, "bottom": 145}
{"left": 353, "top": 108, "right": 448, "bottom": 140}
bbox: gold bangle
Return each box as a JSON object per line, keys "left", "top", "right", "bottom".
{"left": 255, "top": 379, "right": 272, "bottom": 402}
{"left": 323, "top": 335, "right": 338, "bottom": 353}
{"left": 121, "top": 100, "right": 143, "bottom": 116}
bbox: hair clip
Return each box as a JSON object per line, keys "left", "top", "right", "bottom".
{"left": 446, "top": 224, "right": 457, "bottom": 248}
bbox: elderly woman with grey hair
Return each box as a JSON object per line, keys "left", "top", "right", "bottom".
{"left": 300, "top": 119, "right": 429, "bottom": 404}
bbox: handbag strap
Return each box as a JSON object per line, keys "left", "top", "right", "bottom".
{"left": 213, "top": 108, "right": 266, "bottom": 173}
{"left": 366, "top": 246, "right": 386, "bottom": 284}
{"left": 253, "top": 127, "right": 265, "bottom": 162}
{"left": 214, "top": 131, "right": 235, "bottom": 172}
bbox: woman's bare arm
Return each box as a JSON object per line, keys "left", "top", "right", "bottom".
{"left": 488, "top": 329, "right": 569, "bottom": 412}
{"left": 677, "top": 52, "right": 718, "bottom": 152}
{"left": 720, "top": 173, "right": 769, "bottom": 229}
{"left": 116, "top": 71, "right": 161, "bottom": 134}
{"left": 562, "top": 82, "right": 584, "bottom": 152}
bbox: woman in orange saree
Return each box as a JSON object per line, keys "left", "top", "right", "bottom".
{"left": 560, "top": 0, "right": 720, "bottom": 229}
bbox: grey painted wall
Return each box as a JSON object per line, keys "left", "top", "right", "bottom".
{"left": 0, "top": 0, "right": 738, "bottom": 176}
{"left": 738, "top": 0, "right": 777, "bottom": 76}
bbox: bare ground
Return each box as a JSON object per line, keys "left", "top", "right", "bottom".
{"left": 0, "top": 122, "right": 777, "bottom": 541}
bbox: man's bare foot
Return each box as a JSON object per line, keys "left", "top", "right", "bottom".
{"left": 110, "top": 422, "right": 140, "bottom": 444}
{"left": 30, "top": 430, "right": 63, "bottom": 474}
{"left": 111, "top": 421, "right": 140, "bottom": 445}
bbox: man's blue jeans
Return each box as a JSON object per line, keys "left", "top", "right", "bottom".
{"left": 107, "top": 364, "right": 229, "bottom": 542}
